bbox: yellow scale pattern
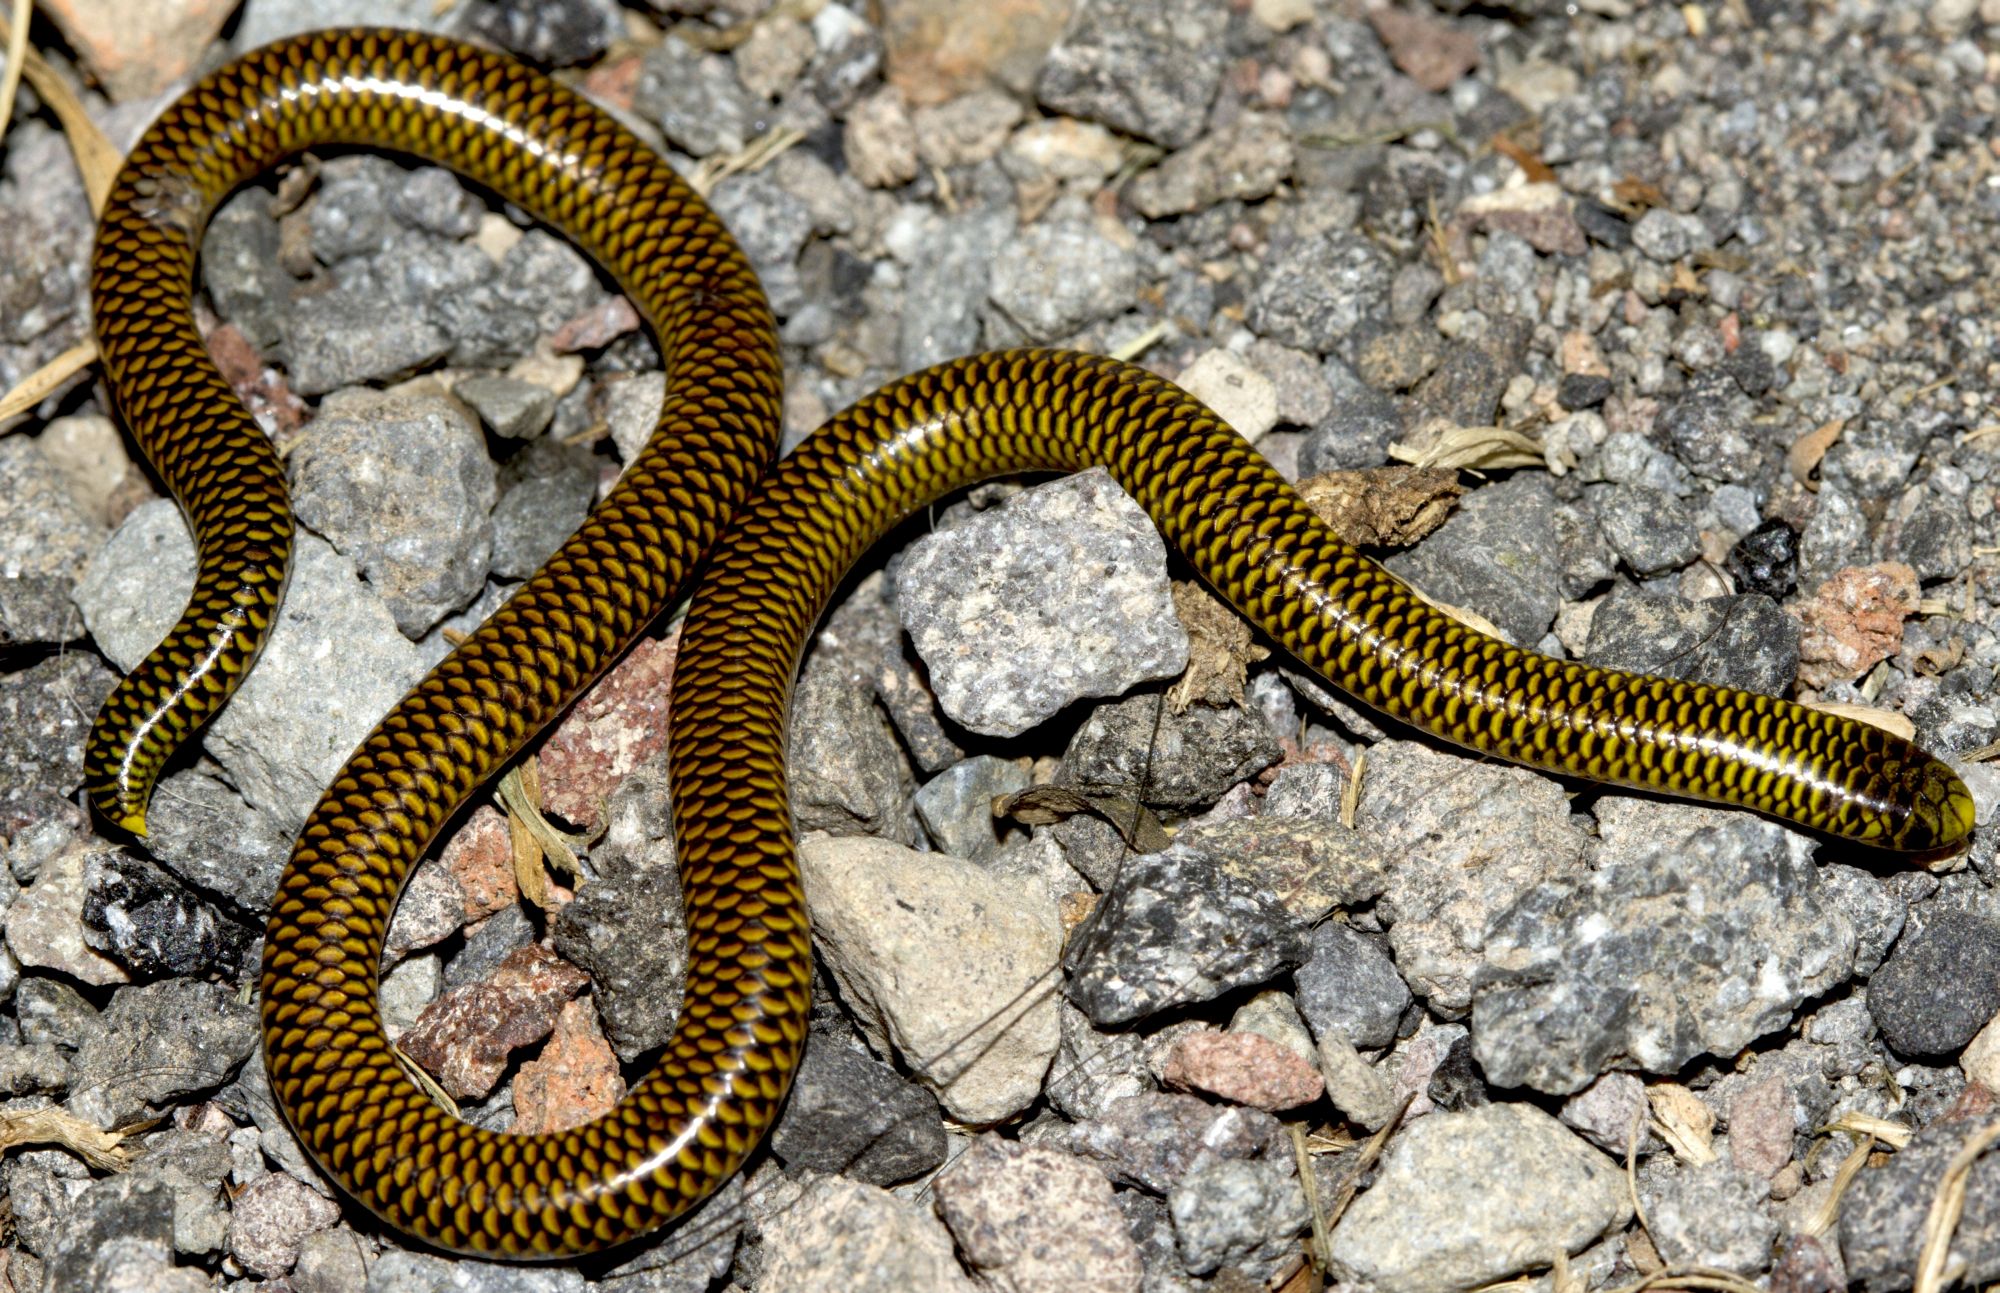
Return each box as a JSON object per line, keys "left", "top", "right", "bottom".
{"left": 81, "top": 28, "right": 1973, "bottom": 1261}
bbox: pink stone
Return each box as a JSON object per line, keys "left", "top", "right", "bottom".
{"left": 1161, "top": 1029, "right": 1324, "bottom": 1112}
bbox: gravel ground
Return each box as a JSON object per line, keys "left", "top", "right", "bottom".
{"left": 5, "top": 0, "right": 2000, "bottom": 1289}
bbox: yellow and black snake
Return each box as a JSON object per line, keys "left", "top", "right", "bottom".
{"left": 80, "top": 27, "right": 1973, "bottom": 1259}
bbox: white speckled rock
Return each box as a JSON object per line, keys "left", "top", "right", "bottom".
{"left": 800, "top": 834, "right": 1061, "bottom": 1123}
{"left": 895, "top": 469, "right": 1188, "bottom": 738}
{"left": 934, "top": 1137, "right": 1142, "bottom": 1293}
{"left": 73, "top": 500, "right": 425, "bottom": 833}
{"left": 1328, "top": 1103, "right": 1631, "bottom": 1293}
{"left": 761, "top": 1174, "right": 981, "bottom": 1293}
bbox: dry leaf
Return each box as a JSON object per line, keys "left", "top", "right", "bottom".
{"left": 993, "top": 785, "right": 1172, "bottom": 854}
{"left": 1167, "top": 581, "right": 1268, "bottom": 711}
{"left": 1389, "top": 422, "right": 1572, "bottom": 475}
{"left": 1788, "top": 417, "right": 1846, "bottom": 488}
{"left": 1299, "top": 466, "right": 1464, "bottom": 547}
{"left": 496, "top": 760, "right": 590, "bottom": 912}
{"left": 1647, "top": 1082, "right": 1718, "bottom": 1165}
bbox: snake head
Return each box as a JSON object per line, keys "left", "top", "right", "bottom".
{"left": 1887, "top": 756, "right": 1976, "bottom": 855}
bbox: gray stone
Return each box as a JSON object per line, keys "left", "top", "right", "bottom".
{"left": 1298, "top": 385, "right": 1406, "bottom": 472}
{"left": 490, "top": 444, "right": 596, "bottom": 582}
{"left": 1129, "top": 112, "right": 1293, "bottom": 217}
{"left": 1360, "top": 741, "right": 1594, "bottom": 1016}
{"left": 389, "top": 165, "right": 484, "bottom": 237}
{"left": 74, "top": 499, "right": 426, "bottom": 835}
{"left": 1063, "top": 848, "right": 1310, "bottom": 1025}
{"left": 1384, "top": 475, "right": 1560, "bottom": 645}
{"left": 0, "top": 573, "right": 82, "bottom": 646}
{"left": 141, "top": 768, "right": 291, "bottom": 915}
{"left": 7, "top": 840, "right": 127, "bottom": 986}
{"left": 0, "top": 653, "right": 116, "bottom": 830}
{"left": 759, "top": 1175, "right": 978, "bottom": 1293}
{"left": 1840, "top": 1098, "right": 2000, "bottom": 1291}
{"left": 227, "top": 1171, "right": 341, "bottom": 1278}
{"left": 0, "top": 435, "right": 104, "bottom": 588}
{"left": 290, "top": 389, "right": 497, "bottom": 636}
{"left": 69, "top": 980, "right": 259, "bottom": 1128}
{"left": 1059, "top": 1091, "right": 1287, "bottom": 1194}
{"left": 986, "top": 219, "right": 1138, "bottom": 343}
{"left": 458, "top": 0, "right": 618, "bottom": 67}
{"left": 234, "top": 0, "right": 468, "bottom": 51}
{"left": 1630, "top": 209, "right": 1713, "bottom": 262}
{"left": 456, "top": 374, "right": 557, "bottom": 439}
{"left": 1326, "top": 1104, "right": 1631, "bottom": 1293}
{"left": 1584, "top": 587, "right": 1800, "bottom": 698}
{"left": 1655, "top": 384, "right": 1759, "bottom": 483}
{"left": 1294, "top": 922, "right": 1410, "bottom": 1052}
{"left": 1036, "top": 0, "right": 1227, "bottom": 148}
{"left": 199, "top": 188, "right": 290, "bottom": 349}
{"left": 1819, "top": 863, "right": 1906, "bottom": 978}
{"left": 1061, "top": 691, "right": 1282, "bottom": 811}
{"left": 1171, "top": 811, "right": 1391, "bottom": 922}
{"left": 634, "top": 35, "right": 763, "bottom": 158}
{"left": 1470, "top": 798, "right": 1856, "bottom": 1094}
{"left": 435, "top": 230, "right": 604, "bottom": 367}
{"left": 1247, "top": 229, "right": 1394, "bottom": 355}
{"left": 896, "top": 207, "right": 1013, "bottom": 372}
{"left": 915, "top": 755, "right": 1031, "bottom": 859}
{"left": 1726, "top": 518, "right": 1801, "bottom": 599}
{"left": 896, "top": 470, "right": 1188, "bottom": 738}
{"left": 81, "top": 849, "right": 253, "bottom": 979}
{"left": 1046, "top": 1001, "right": 1153, "bottom": 1122}
{"left": 769, "top": 1034, "right": 947, "bottom": 1185}
{"left": 1884, "top": 486, "right": 1972, "bottom": 584}
{"left": 550, "top": 758, "right": 684, "bottom": 1062}
{"left": 789, "top": 654, "right": 918, "bottom": 844}
{"left": 1643, "top": 1162, "right": 1777, "bottom": 1276}
{"left": 281, "top": 282, "right": 452, "bottom": 394}
{"left": 1800, "top": 485, "right": 1871, "bottom": 591}
{"left": 1588, "top": 482, "right": 1700, "bottom": 576}
{"left": 1867, "top": 908, "right": 2000, "bottom": 1058}
{"left": 1170, "top": 1153, "right": 1309, "bottom": 1281}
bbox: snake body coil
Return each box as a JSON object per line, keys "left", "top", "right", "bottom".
{"left": 85, "top": 30, "right": 1971, "bottom": 1261}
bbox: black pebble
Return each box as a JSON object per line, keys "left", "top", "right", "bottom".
{"left": 1726, "top": 518, "right": 1800, "bottom": 600}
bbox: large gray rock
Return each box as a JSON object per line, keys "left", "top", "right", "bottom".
{"left": 1362, "top": 741, "right": 1594, "bottom": 1016}
{"left": 288, "top": 389, "right": 497, "bottom": 637}
{"left": 1470, "top": 798, "right": 1856, "bottom": 1094}
{"left": 801, "top": 834, "right": 1061, "bottom": 1123}
{"left": 896, "top": 470, "right": 1188, "bottom": 738}
{"left": 986, "top": 219, "right": 1138, "bottom": 344}
{"left": 1384, "top": 474, "right": 1561, "bottom": 646}
{"left": 74, "top": 500, "right": 425, "bottom": 833}
{"left": 1327, "top": 1104, "right": 1630, "bottom": 1293}
{"left": 1036, "top": 0, "right": 1227, "bottom": 148}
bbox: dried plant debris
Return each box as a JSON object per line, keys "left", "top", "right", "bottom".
{"left": 1297, "top": 466, "right": 1465, "bottom": 548}
{"left": 5, "top": 0, "right": 2000, "bottom": 1289}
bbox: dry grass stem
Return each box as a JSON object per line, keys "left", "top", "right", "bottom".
{"left": 1914, "top": 1117, "right": 2000, "bottom": 1293}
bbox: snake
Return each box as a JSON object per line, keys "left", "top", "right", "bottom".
{"left": 78, "top": 27, "right": 1973, "bottom": 1262}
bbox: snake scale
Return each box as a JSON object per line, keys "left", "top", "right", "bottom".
{"left": 76, "top": 27, "right": 1972, "bottom": 1259}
